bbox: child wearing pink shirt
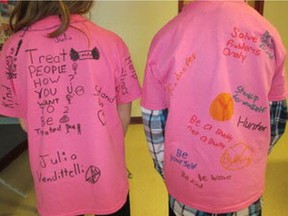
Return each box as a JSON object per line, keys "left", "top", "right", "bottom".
{"left": 0, "top": 1, "right": 141, "bottom": 216}
{"left": 142, "top": 0, "right": 288, "bottom": 216}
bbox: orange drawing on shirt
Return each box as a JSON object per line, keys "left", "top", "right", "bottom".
{"left": 220, "top": 142, "right": 253, "bottom": 170}
{"left": 167, "top": 53, "right": 196, "bottom": 96}
{"left": 209, "top": 93, "right": 234, "bottom": 121}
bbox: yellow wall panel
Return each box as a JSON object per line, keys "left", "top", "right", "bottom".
{"left": 90, "top": 2, "right": 178, "bottom": 117}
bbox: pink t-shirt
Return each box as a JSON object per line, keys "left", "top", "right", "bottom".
{"left": 142, "top": 0, "right": 287, "bottom": 213}
{"left": 0, "top": 15, "right": 141, "bottom": 216}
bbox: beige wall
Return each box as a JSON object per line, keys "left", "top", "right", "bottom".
{"left": 264, "top": 1, "right": 288, "bottom": 72}
{"left": 90, "top": 1, "right": 178, "bottom": 117}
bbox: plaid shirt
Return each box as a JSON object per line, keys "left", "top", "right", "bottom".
{"left": 142, "top": 100, "right": 287, "bottom": 216}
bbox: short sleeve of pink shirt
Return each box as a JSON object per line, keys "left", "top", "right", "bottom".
{"left": 268, "top": 32, "right": 288, "bottom": 101}
{"left": 116, "top": 39, "right": 142, "bottom": 104}
{"left": 141, "top": 0, "right": 288, "bottom": 214}
{"left": 0, "top": 38, "right": 26, "bottom": 118}
{"left": 141, "top": 64, "right": 168, "bottom": 109}
{"left": 0, "top": 15, "right": 141, "bottom": 216}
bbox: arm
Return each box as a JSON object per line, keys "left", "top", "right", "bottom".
{"left": 18, "top": 118, "right": 27, "bottom": 132}
{"left": 269, "top": 100, "right": 287, "bottom": 153}
{"left": 117, "top": 103, "right": 132, "bottom": 136}
{"left": 142, "top": 107, "right": 168, "bottom": 178}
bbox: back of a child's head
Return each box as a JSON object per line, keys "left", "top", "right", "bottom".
{"left": 10, "top": 0, "right": 94, "bottom": 38}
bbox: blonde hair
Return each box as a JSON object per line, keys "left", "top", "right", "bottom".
{"left": 10, "top": 1, "right": 94, "bottom": 38}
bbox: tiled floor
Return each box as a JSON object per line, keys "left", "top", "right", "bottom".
{"left": 0, "top": 124, "right": 287, "bottom": 216}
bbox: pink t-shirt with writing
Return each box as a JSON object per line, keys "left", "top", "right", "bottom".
{"left": 142, "top": 0, "right": 287, "bottom": 213}
{"left": 0, "top": 15, "right": 141, "bottom": 216}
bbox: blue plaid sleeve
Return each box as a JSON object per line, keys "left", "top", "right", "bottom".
{"left": 141, "top": 107, "right": 168, "bottom": 178}
{"left": 269, "top": 100, "right": 287, "bottom": 153}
